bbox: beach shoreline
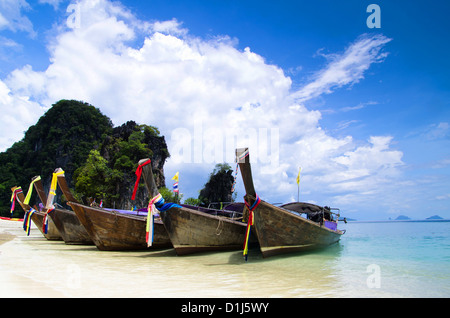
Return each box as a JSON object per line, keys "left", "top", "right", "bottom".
{"left": 0, "top": 218, "right": 20, "bottom": 245}
{"left": 0, "top": 219, "right": 66, "bottom": 298}
{"left": 0, "top": 231, "right": 16, "bottom": 245}
{"left": 1, "top": 218, "right": 449, "bottom": 298}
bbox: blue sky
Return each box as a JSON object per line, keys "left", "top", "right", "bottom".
{"left": 1, "top": 0, "right": 449, "bottom": 220}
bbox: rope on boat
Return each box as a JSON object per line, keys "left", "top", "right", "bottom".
{"left": 215, "top": 217, "right": 224, "bottom": 236}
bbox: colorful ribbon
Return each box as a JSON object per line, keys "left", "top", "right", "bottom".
{"left": 131, "top": 159, "right": 151, "bottom": 201}
{"left": 243, "top": 194, "right": 261, "bottom": 261}
{"left": 24, "top": 176, "right": 41, "bottom": 205}
{"left": 45, "top": 170, "right": 64, "bottom": 209}
{"left": 146, "top": 193, "right": 181, "bottom": 247}
{"left": 40, "top": 170, "right": 64, "bottom": 234}
{"left": 10, "top": 187, "right": 23, "bottom": 216}
{"left": 237, "top": 149, "right": 249, "bottom": 162}
{"left": 146, "top": 193, "right": 162, "bottom": 247}
{"left": 42, "top": 207, "right": 54, "bottom": 234}
{"left": 23, "top": 208, "right": 35, "bottom": 236}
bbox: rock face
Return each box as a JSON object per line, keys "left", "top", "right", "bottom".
{"left": 198, "top": 164, "right": 234, "bottom": 207}
{"left": 0, "top": 100, "right": 169, "bottom": 216}
{"left": 98, "top": 120, "right": 169, "bottom": 209}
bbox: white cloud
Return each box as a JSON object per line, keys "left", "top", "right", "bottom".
{"left": 290, "top": 34, "right": 391, "bottom": 103}
{"left": 151, "top": 18, "right": 187, "bottom": 36}
{"left": 38, "top": 0, "right": 63, "bottom": 10}
{"left": 0, "top": 0, "right": 403, "bottom": 213}
{"left": 436, "top": 193, "right": 450, "bottom": 200}
{"left": 0, "top": 79, "right": 44, "bottom": 150}
{"left": 0, "top": 0, "right": 35, "bottom": 37}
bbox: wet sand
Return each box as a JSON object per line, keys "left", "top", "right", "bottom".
{"left": 0, "top": 218, "right": 346, "bottom": 298}
{"left": 2, "top": 217, "right": 448, "bottom": 299}
{"left": 0, "top": 220, "right": 63, "bottom": 297}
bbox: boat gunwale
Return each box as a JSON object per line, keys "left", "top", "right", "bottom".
{"left": 173, "top": 204, "right": 246, "bottom": 227}
{"left": 247, "top": 194, "right": 344, "bottom": 235}
{"left": 68, "top": 201, "right": 163, "bottom": 224}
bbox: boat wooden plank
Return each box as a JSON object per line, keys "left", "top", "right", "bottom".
{"left": 236, "top": 148, "right": 343, "bottom": 258}
{"left": 32, "top": 175, "right": 93, "bottom": 245}
{"left": 139, "top": 158, "right": 250, "bottom": 255}
{"left": 160, "top": 207, "right": 247, "bottom": 255}
{"left": 56, "top": 167, "right": 171, "bottom": 251}
{"left": 11, "top": 186, "right": 62, "bottom": 241}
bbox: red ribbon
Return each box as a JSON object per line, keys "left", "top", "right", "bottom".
{"left": 10, "top": 187, "right": 23, "bottom": 216}
{"left": 131, "top": 159, "right": 151, "bottom": 200}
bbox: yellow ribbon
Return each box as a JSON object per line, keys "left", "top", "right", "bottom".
{"left": 146, "top": 193, "right": 163, "bottom": 247}
{"left": 50, "top": 170, "right": 64, "bottom": 196}
{"left": 24, "top": 176, "right": 41, "bottom": 205}
{"left": 46, "top": 170, "right": 65, "bottom": 209}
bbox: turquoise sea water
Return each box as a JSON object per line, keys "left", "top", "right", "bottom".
{"left": 1, "top": 219, "right": 449, "bottom": 298}
{"left": 323, "top": 220, "right": 450, "bottom": 297}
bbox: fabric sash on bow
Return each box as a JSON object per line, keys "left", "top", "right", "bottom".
{"left": 24, "top": 176, "right": 41, "bottom": 205}
{"left": 131, "top": 159, "right": 151, "bottom": 201}
{"left": 23, "top": 208, "right": 36, "bottom": 236}
{"left": 10, "top": 187, "right": 23, "bottom": 216}
{"left": 42, "top": 170, "right": 64, "bottom": 234}
{"left": 146, "top": 193, "right": 181, "bottom": 247}
{"left": 46, "top": 170, "right": 64, "bottom": 209}
{"left": 243, "top": 194, "right": 261, "bottom": 261}
{"left": 146, "top": 193, "right": 162, "bottom": 247}
{"left": 42, "top": 207, "right": 54, "bottom": 234}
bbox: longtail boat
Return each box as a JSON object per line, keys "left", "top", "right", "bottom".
{"left": 31, "top": 174, "right": 93, "bottom": 245}
{"left": 10, "top": 186, "right": 62, "bottom": 240}
{"left": 138, "top": 158, "right": 252, "bottom": 255}
{"left": 56, "top": 167, "right": 172, "bottom": 251}
{"left": 236, "top": 147, "right": 344, "bottom": 258}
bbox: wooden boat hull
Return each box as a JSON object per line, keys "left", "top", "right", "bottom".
{"left": 31, "top": 176, "right": 92, "bottom": 245}
{"left": 69, "top": 202, "right": 172, "bottom": 251}
{"left": 11, "top": 186, "right": 62, "bottom": 241}
{"left": 160, "top": 207, "right": 250, "bottom": 255}
{"left": 30, "top": 211, "right": 63, "bottom": 241}
{"left": 48, "top": 208, "right": 93, "bottom": 245}
{"left": 235, "top": 147, "right": 344, "bottom": 258}
{"left": 250, "top": 197, "right": 342, "bottom": 258}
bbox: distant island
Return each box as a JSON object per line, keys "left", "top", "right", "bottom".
{"left": 389, "top": 215, "right": 445, "bottom": 221}
{"left": 426, "top": 215, "right": 443, "bottom": 220}
{"left": 350, "top": 215, "right": 449, "bottom": 223}
{"left": 339, "top": 217, "right": 356, "bottom": 222}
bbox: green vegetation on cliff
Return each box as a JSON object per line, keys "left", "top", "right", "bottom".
{"left": 1, "top": 100, "right": 169, "bottom": 217}
{"left": 196, "top": 163, "right": 235, "bottom": 207}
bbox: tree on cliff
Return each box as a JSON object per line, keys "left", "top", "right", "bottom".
{"left": 74, "top": 121, "right": 170, "bottom": 209}
{"left": 198, "top": 163, "right": 235, "bottom": 207}
{"left": 0, "top": 100, "right": 113, "bottom": 216}
{"left": 1, "top": 100, "right": 169, "bottom": 217}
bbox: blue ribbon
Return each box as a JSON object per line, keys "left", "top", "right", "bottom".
{"left": 154, "top": 196, "right": 181, "bottom": 212}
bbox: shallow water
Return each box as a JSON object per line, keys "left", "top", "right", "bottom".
{"left": 1, "top": 219, "right": 449, "bottom": 298}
